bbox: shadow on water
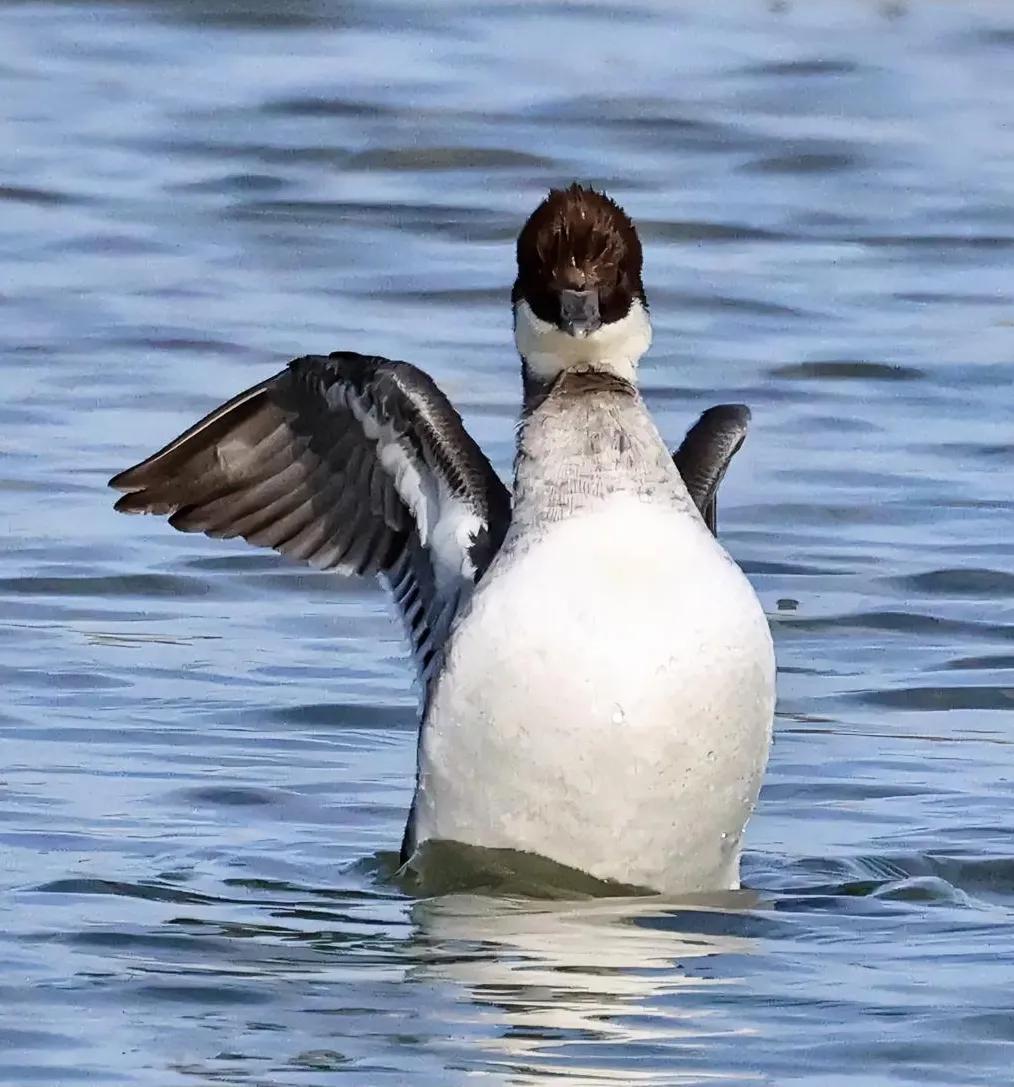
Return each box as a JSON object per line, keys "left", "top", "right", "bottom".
{"left": 395, "top": 841, "right": 655, "bottom": 899}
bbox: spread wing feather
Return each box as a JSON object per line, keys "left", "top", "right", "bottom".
{"left": 109, "top": 351, "right": 511, "bottom": 687}
{"left": 672, "top": 404, "right": 750, "bottom": 535}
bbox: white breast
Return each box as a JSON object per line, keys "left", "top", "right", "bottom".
{"left": 413, "top": 493, "right": 775, "bottom": 894}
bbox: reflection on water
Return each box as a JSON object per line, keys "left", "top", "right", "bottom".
{"left": 4, "top": 0, "right": 1014, "bottom": 1083}
{"left": 411, "top": 893, "right": 758, "bottom": 1087}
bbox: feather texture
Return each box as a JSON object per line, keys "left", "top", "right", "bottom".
{"left": 672, "top": 404, "right": 750, "bottom": 534}
{"left": 109, "top": 351, "right": 511, "bottom": 687}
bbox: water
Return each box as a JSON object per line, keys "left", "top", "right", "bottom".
{"left": 3, "top": 0, "right": 1014, "bottom": 1082}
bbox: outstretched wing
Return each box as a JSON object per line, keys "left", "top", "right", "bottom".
{"left": 109, "top": 351, "right": 511, "bottom": 689}
{"left": 672, "top": 404, "right": 750, "bottom": 535}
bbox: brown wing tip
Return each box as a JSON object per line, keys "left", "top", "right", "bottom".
{"left": 106, "top": 376, "right": 280, "bottom": 503}
{"left": 108, "top": 465, "right": 140, "bottom": 493}
{"left": 111, "top": 490, "right": 178, "bottom": 516}
{"left": 109, "top": 447, "right": 172, "bottom": 491}
{"left": 109, "top": 455, "right": 184, "bottom": 515}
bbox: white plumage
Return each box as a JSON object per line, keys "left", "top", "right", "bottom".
{"left": 514, "top": 297, "right": 652, "bottom": 386}
{"left": 415, "top": 488, "right": 774, "bottom": 893}
{"left": 407, "top": 344, "right": 775, "bottom": 895}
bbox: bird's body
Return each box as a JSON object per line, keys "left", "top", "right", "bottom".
{"left": 414, "top": 373, "right": 773, "bottom": 890}
{"left": 109, "top": 184, "right": 775, "bottom": 894}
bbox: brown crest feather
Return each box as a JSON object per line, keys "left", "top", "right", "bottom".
{"left": 513, "top": 184, "right": 645, "bottom": 325}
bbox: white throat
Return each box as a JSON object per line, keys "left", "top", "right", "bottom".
{"left": 513, "top": 298, "right": 652, "bottom": 385}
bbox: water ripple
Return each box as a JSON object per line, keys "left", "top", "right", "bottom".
{"left": 4, "top": 1, "right": 1014, "bottom": 1084}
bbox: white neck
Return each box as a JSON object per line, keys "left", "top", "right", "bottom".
{"left": 513, "top": 298, "right": 652, "bottom": 386}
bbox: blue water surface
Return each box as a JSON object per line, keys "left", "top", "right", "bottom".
{"left": 3, "top": 1, "right": 1014, "bottom": 1083}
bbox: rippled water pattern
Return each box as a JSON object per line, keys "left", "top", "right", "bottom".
{"left": 3, "top": 1, "right": 1014, "bottom": 1083}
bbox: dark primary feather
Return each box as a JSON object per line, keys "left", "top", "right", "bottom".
{"left": 672, "top": 404, "right": 751, "bottom": 535}
{"left": 109, "top": 351, "right": 511, "bottom": 686}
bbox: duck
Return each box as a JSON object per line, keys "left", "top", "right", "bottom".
{"left": 109, "top": 183, "right": 775, "bottom": 894}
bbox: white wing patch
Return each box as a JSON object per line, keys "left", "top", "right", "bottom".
{"left": 431, "top": 483, "right": 485, "bottom": 584}
{"left": 332, "top": 382, "right": 481, "bottom": 588}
